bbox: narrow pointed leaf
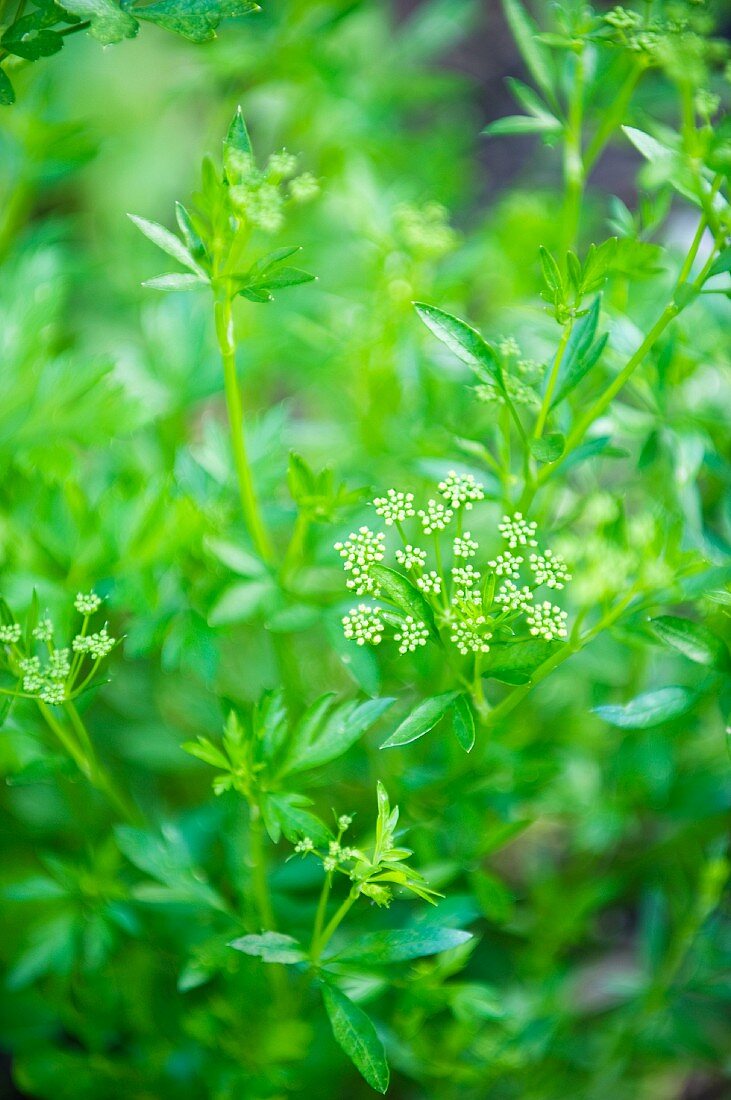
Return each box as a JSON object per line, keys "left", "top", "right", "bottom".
{"left": 381, "top": 691, "right": 459, "bottom": 749}
{"left": 329, "top": 927, "right": 472, "bottom": 966}
{"left": 321, "top": 981, "right": 390, "bottom": 1094}
{"left": 229, "top": 932, "right": 306, "bottom": 964}
{"left": 128, "top": 214, "right": 206, "bottom": 277}
{"left": 649, "top": 616, "right": 728, "bottom": 669}
{"left": 594, "top": 687, "right": 696, "bottom": 729}
{"left": 451, "top": 695, "right": 476, "bottom": 753}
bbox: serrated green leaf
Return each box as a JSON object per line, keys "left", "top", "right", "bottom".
{"left": 381, "top": 691, "right": 459, "bottom": 749}
{"left": 207, "top": 580, "right": 274, "bottom": 626}
{"left": 135, "top": 0, "right": 258, "bottom": 42}
{"left": 649, "top": 616, "right": 728, "bottom": 669}
{"left": 329, "top": 927, "right": 472, "bottom": 966}
{"left": 262, "top": 792, "right": 331, "bottom": 846}
{"left": 63, "top": 0, "right": 138, "bottom": 43}
{"left": 594, "top": 686, "right": 696, "bottom": 729}
{"left": 321, "top": 981, "right": 390, "bottom": 1094}
{"left": 451, "top": 695, "right": 475, "bottom": 753}
{"left": 1, "top": 19, "right": 64, "bottom": 60}
{"left": 229, "top": 932, "right": 306, "bottom": 964}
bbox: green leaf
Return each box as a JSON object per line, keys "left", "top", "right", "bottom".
{"left": 1, "top": 19, "right": 64, "bottom": 60}
{"left": 329, "top": 926, "right": 472, "bottom": 966}
{"left": 63, "top": 0, "right": 138, "bottom": 43}
{"left": 413, "top": 302, "right": 503, "bottom": 387}
{"left": 649, "top": 616, "right": 728, "bottom": 669}
{"left": 483, "top": 640, "right": 557, "bottom": 682}
{"left": 483, "top": 114, "right": 560, "bottom": 137}
{"left": 141, "top": 273, "right": 207, "bottom": 291}
{"left": 128, "top": 214, "right": 206, "bottom": 277}
{"left": 321, "top": 981, "right": 390, "bottom": 1094}
{"left": 229, "top": 932, "right": 306, "bottom": 964}
{"left": 223, "top": 105, "right": 253, "bottom": 180}
{"left": 505, "top": 76, "right": 558, "bottom": 123}
{"left": 594, "top": 687, "right": 696, "bottom": 729}
{"left": 246, "top": 267, "right": 315, "bottom": 291}
{"left": 134, "top": 0, "right": 255, "bottom": 41}
{"left": 501, "top": 0, "right": 557, "bottom": 109}
{"left": 0, "top": 67, "right": 15, "bottom": 105}
{"left": 552, "top": 333, "right": 608, "bottom": 408}
{"left": 381, "top": 691, "right": 459, "bottom": 749}
{"left": 529, "top": 433, "right": 564, "bottom": 463}
{"left": 115, "top": 825, "right": 227, "bottom": 911}
{"left": 262, "top": 792, "right": 330, "bottom": 846}
{"left": 208, "top": 580, "right": 274, "bottom": 626}
{"left": 451, "top": 695, "right": 475, "bottom": 753}
{"left": 539, "top": 245, "right": 563, "bottom": 295}
{"left": 706, "top": 248, "right": 731, "bottom": 280}
{"left": 369, "top": 564, "right": 438, "bottom": 635}
{"left": 281, "top": 696, "right": 394, "bottom": 775}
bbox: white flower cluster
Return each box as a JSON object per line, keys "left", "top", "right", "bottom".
{"left": 418, "top": 499, "right": 454, "bottom": 535}
{"left": 488, "top": 551, "right": 523, "bottom": 579}
{"left": 72, "top": 627, "right": 116, "bottom": 660}
{"left": 396, "top": 544, "right": 427, "bottom": 570}
{"left": 32, "top": 618, "right": 54, "bottom": 642}
{"left": 373, "top": 489, "right": 416, "bottom": 526}
{"left": 528, "top": 550, "right": 571, "bottom": 590}
{"left": 341, "top": 604, "right": 384, "bottom": 646}
{"left": 294, "top": 837, "right": 314, "bottom": 854}
{"left": 394, "top": 616, "right": 429, "bottom": 654}
{"left": 19, "top": 649, "right": 70, "bottom": 705}
{"left": 450, "top": 620, "right": 491, "bottom": 656}
{"left": 525, "top": 601, "right": 568, "bottom": 641}
{"left": 74, "top": 591, "right": 102, "bottom": 615}
{"left": 451, "top": 564, "right": 481, "bottom": 599}
{"left": 416, "top": 570, "right": 442, "bottom": 595}
{"left": 498, "top": 512, "right": 538, "bottom": 549}
{"left": 495, "top": 580, "right": 533, "bottom": 612}
{"left": 323, "top": 839, "right": 356, "bottom": 872}
{"left": 0, "top": 623, "right": 21, "bottom": 645}
{"left": 453, "top": 532, "right": 478, "bottom": 559}
{"left": 334, "top": 526, "right": 385, "bottom": 596}
{"left": 438, "top": 471, "right": 485, "bottom": 510}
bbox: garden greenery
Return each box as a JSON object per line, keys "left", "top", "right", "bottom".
{"left": 0, "top": 0, "right": 730, "bottom": 1097}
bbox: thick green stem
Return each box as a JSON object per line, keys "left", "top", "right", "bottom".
{"left": 214, "top": 292, "right": 274, "bottom": 564}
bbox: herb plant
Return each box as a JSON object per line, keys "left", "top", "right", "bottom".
{"left": 1, "top": 1, "right": 730, "bottom": 1098}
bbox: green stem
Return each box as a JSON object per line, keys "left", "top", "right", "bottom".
{"left": 281, "top": 512, "right": 309, "bottom": 582}
{"left": 312, "top": 889, "right": 358, "bottom": 963}
{"left": 562, "top": 50, "right": 585, "bottom": 252}
{"left": 214, "top": 292, "right": 274, "bottom": 564}
{"left": 583, "top": 62, "right": 643, "bottom": 174}
{"left": 310, "top": 871, "right": 334, "bottom": 957}
{"left": 533, "top": 319, "right": 573, "bottom": 439}
{"left": 249, "top": 804, "right": 276, "bottom": 930}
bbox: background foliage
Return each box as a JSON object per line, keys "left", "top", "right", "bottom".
{"left": 0, "top": 1, "right": 730, "bottom": 1097}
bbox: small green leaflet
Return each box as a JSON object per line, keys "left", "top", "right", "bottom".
{"left": 529, "top": 433, "right": 564, "bottom": 463}
{"left": 414, "top": 302, "right": 503, "bottom": 387}
{"left": 63, "top": 0, "right": 138, "bottom": 43}
{"left": 501, "top": 0, "right": 557, "bottom": 110}
{"left": 483, "top": 115, "right": 560, "bottom": 137}
{"left": 381, "top": 691, "right": 459, "bottom": 749}
{"left": 261, "top": 791, "right": 331, "bottom": 846}
{"left": 327, "top": 927, "right": 472, "bottom": 966}
{"left": 229, "top": 932, "right": 306, "bottom": 964}
{"left": 135, "top": 0, "right": 258, "bottom": 43}
{"left": 451, "top": 695, "right": 475, "bottom": 753}
{"left": 279, "top": 695, "right": 395, "bottom": 776}
{"left": 649, "top": 616, "right": 728, "bottom": 669}
{"left": 594, "top": 687, "right": 696, "bottom": 729}
{"left": 369, "top": 564, "right": 437, "bottom": 636}
{"left": 321, "top": 981, "right": 390, "bottom": 1094}
{"left": 129, "top": 214, "right": 208, "bottom": 279}
{"left": 0, "top": 68, "right": 15, "bottom": 105}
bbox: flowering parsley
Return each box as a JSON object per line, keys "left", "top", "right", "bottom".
{"left": 373, "top": 489, "right": 415, "bottom": 526}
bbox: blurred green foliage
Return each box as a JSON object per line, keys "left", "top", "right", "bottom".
{"left": 0, "top": 0, "right": 730, "bottom": 1097}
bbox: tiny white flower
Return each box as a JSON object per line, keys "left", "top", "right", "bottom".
{"left": 416, "top": 571, "right": 442, "bottom": 595}
{"left": 451, "top": 564, "right": 481, "bottom": 599}
{"left": 395, "top": 544, "right": 427, "bottom": 570}
{"left": 419, "top": 499, "right": 454, "bottom": 535}
{"left": 373, "top": 489, "right": 415, "bottom": 526}
{"left": 498, "top": 512, "right": 538, "bottom": 549}
{"left": 450, "top": 621, "right": 491, "bottom": 655}
{"left": 342, "top": 604, "right": 385, "bottom": 647}
{"left": 32, "top": 617, "right": 54, "bottom": 642}
{"left": 529, "top": 550, "right": 571, "bottom": 590}
{"left": 0, "top": 623, "right": 21, "bottom": 645}
{"left": 335, "top": 527, "right": 386, "bottom": 596}
{"left": 393, "top": 616, "right": 429, "bottom": 654}
{"left": 295, "top": 837, "right": 314, "bottom": 854}
{"left": 438, "top": 471, "right": 485, "bottom": 510}
{"left": 488, "top": 551, "right": 523, "bottom": 579}
{"left": 338, "top": 814, "right": 353, "bottom": 831}
{"left": 525, "top": 601, "right": 568, "bottom": 641}
{"left": 495, "top": 580, "right": 533, "bottom": 612}
{"left": 453, "top": 532, "right": 479, "bottom": 559}
{"left": 74, "top": 592, "right": 102, "bottom": 615}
